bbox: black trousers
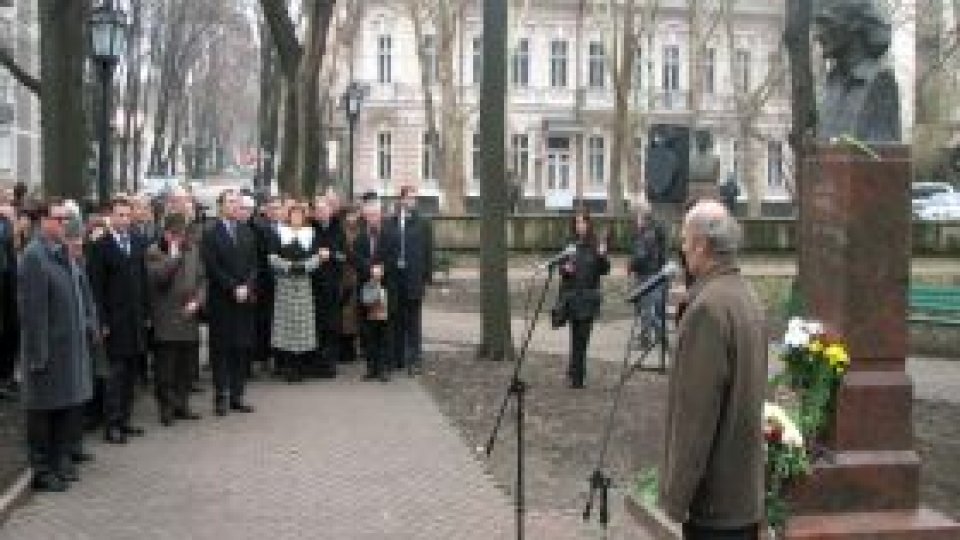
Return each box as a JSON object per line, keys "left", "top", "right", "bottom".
{"left": 683, "top": 522, "right": 759, "bottom": 540}
{"left": 312, "top": 309, "right": 339, "bottom": 378}
{"left": 0, "top": 325, "right": 18, "bottom": 383}
{"left": 363, "top": 320, "right": 388, "bottom": 377}
{"left": 27, "top": 407, "right": 79, "bottom": 475}
{"left": 568, "top": 318, "right": 594, "bottom": 386}
{"left": 105, "top": 354, "right": 137, "bottom": 429}
{"left": 389, "top": 291, "right": 423, "bottom": 370}
{"left": 154, "top": 342, "right": 198, "bottom": 415}
{"left": 210, "top": 345, "right": 250, "bottom": 404}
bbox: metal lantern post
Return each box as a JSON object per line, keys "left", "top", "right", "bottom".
{"left": 343, "top": 82, "right": 366, "bottom": 201}
{"left": 88, "top": 1, "right": 128, "bottom": 204}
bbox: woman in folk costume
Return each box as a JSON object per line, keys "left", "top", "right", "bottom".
{"left": 268, "top": 204, "right": 321, "bottom": 382}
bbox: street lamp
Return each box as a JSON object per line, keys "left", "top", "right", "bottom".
{"left": 342, "top": 82, "right": 366, "bottom": 201}
{"left": 88, "top": 1, "right": 128, "bottom": 205}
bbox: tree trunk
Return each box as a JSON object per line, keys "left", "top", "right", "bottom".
{"left": 38, "top": 0, "right": 88, "bottom": 199}
{"left": 608, "top": 0, "right": 635, "bottom": 216}
{"left": 438, "top": 0, "right": 465, "bottom": 214}
{"left": 120, "top": 0, "right": 142, "bottom": 192}
{"left": 259, "top": 22, "right": 281, "bottom": 191}
{"left": 277, "top": 80, "right": 299, "bottom": 196}
{"left": 410, "top": 3, "right": 442, "bottom": 193}
{"left": 479, "top": 0, "right": 511, "bottom": 361}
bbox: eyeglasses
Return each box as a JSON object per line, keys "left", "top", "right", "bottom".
{"left": 49, "top": 215, "right": 69, "bottom": 223}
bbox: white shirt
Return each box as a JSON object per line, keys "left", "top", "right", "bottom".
{"left": 278, "top": 225, "right": 314, "bottom": 251}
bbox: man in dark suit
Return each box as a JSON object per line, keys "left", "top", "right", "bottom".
{"left": 88, "top": 198, "right": 150, "bottom": 444}
{"left": 311, "top": 196, "right": 343, "bottom": 378}
{"left": 0, "top": 202, "right": 18, "bottom": 400}
{"left": 251, "top": 197, "right": 283, "bottom": 376}
{"left": 201, "top": 191, "right": 258, "bottom": 416}
{"left": 382, "top": 185, "right": 433, "bottom": 375}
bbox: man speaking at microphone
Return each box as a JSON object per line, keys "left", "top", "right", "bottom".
{"left": 661, "top": 200, "right": 766, "bottom": 540}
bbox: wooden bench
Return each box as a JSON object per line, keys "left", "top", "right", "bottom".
{"left": 909, "top": 285, "right": 960, "bottom": 327}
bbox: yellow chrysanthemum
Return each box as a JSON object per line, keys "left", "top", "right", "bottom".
{"left": 808, "top": 340, "right": 823, "bottom": 354}
{"left": 825, "top": 344, "right": 849, "bottom": 366}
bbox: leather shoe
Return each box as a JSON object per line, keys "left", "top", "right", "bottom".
{"left": 71, "top": 451, "right": 94, "bottom": 464}
{"left": 174, "top": 410, "right": 201, "bottom": 420}
{"left": 104, "top": 428, "right": 127, "bottom": 445}
{"left": 215, "top": 402, "right": 227, "bottom": 416}
{"left": 229, "top": 402, "right": 255, "bottom": 413}
{"left": 32, "top": 471, "right": 68, "bottom": 492}
{"left": 122, "top": 425, "right": 145, "bottom": 436}
{"left": 57, "top": 462, "right": 79, "bottom": 483}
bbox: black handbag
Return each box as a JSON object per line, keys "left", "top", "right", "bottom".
{"left": 550, "top": 296, "right": 569, "bottom": 329}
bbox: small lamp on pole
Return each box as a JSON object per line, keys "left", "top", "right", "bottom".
{"left": 88, "top": 1, "right": 128, "bottom": 205}
{"left": 342, "top": 82, "right": 366, "bottom": 201}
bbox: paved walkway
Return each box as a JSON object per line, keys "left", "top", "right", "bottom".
{"left": 1, "top": 368, "right": 632, "bottom": 540}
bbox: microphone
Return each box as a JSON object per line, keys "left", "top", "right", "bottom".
{"left": 537, "top": 244, "right": 577, "bottom": 271}
{"left": 627, "top": 261, "right": 679, "bottom": 303}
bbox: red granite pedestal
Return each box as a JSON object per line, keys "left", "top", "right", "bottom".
{"left": 790, "top": 145, "right": 959, "bottom": 539}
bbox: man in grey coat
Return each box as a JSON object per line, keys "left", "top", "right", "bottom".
{"left": 661, "top": 200, "right": 767, "bottom": 540}
{"left": 19, "top": 201, "right": 97, "bottom": 492}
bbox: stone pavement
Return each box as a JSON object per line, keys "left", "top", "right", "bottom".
{"left": 1, "top": 367, "right": 643, "bottom": 540}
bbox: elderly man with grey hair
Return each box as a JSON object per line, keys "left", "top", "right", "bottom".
{"left": 660, "top": 200, "right": 767, "bottom": 540}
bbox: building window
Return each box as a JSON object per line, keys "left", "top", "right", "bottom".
{"left": 511, "top": 134, "right": 529, "bottom": 186}
{"left": 704, "top": 48, "right": 716, "bottom": 94}
{"left": 473, "top": 36, "right": 483, "bottom": 86}
{"left": 550, "top": 39, "right": 568, "bottom": 88}
{"left": 377, "top": 131, "right": 392, "bottom": 181}
{"left": 377, "top": 35, "right": 392, "bottom": 84}
{"left": 422, "top": 131, "right": 438, "bottom": 182}
{"left": 0, "top": 130, "right": 12, "bottom": 172}
{"left": 422, "top": 35, "right": 439, "bottom": 85}
{"left": 767, "top": 140, "right": 783, "bottom": 189}
{"left": 734, "top": 49, "right": 751, "bottom": 92}
{"left": 546, "top": 137, "right": 571, "bottom": 190}
{"left": 511, "top": 38, "right": 530, "bottom": 87}
{"left": 588, "top": 136, "right": 605, "bottom": 186}
{"left": 663, "top": 45, "right": 680, "bottom": 91}
{"left": 472, "top": 133, "right": 481, "bottom": 181}
{"left": 588, "top": 41, "right": 605, "bottom": 88}
{"left": 0, "top": 70, "right": 12, "bottom": 105}
{"left": 632, "top": 46, "right": 643, "bottom": 91}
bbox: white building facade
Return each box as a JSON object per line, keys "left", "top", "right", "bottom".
{"left": 334, "top": 0, "right": 793, "bottom": 213}
{"left": 0, "top": 0, "right": 41, "bottom": 191}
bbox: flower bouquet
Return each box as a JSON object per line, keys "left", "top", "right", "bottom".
{"left": 765, "top": 318, "right": 851, "bottom": 532}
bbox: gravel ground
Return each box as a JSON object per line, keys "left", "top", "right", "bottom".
{"left": 420, "top": 349, "right": 666, "bottom": 525}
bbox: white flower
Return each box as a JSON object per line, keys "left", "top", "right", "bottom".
{"left": 784, "top": 318, "right": 810, "bottom": 348}
{"left": 763, "top": 402, "right": 805, "bottom": 448}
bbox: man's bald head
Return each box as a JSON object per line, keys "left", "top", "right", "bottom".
{"left": 684, "top": 200, "right": 742, "bottom": 257}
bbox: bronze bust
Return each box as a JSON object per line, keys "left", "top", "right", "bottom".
{"left": 814, "top": 0, "right": 901, "bottom": 143}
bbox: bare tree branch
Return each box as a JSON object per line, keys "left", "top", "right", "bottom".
{"left": 0, "top": 46, "right": 41, "bottom": 96}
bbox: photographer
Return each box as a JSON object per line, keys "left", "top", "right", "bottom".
{"left": 628, "top": 205, "right": 667, "bottom": 348}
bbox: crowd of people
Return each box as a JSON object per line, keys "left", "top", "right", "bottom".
{"left": 0, "top": 183, "right": 434, "bottom": 492}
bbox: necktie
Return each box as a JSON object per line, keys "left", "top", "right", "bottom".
{"left": 399, "top": 214, "right": 407, "bottom": 268}
{"left": 120, "top": 235, "right": 130, "bottom": 256}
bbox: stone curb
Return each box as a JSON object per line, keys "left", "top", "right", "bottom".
{"left": 0, "top": 468, "right": 32, "bottom": 525}
{"left": 624, "top": 495, "right": 681, "bottom": 540}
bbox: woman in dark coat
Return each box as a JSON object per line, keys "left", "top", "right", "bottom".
{"left": 268, "top": 204, "right": 321, "bottom": 382}
{"left": 338, "top": 205, "right": 362, "bottom": 363}
{"left": 558, "top": 210, "right": 610, "bottom": 388}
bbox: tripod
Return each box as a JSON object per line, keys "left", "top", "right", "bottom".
{"left": 583, "top": 289, "right": 668, "bottom": 531}
{"left": 484, "top": 265, "right": 557, "bottom": 540}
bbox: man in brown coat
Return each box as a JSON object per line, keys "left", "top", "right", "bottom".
{"left": 146, "top": 214, "right": 205, "bottom": 426}
{"left": 661, "top": 200, "right": 767, "bottom": 540}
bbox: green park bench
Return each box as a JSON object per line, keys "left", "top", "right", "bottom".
{"left": 909, "top": 285, "right": 960, "bottom": 328}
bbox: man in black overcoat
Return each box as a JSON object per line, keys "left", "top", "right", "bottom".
{"left": 310, "top": 196, "right": 343, "bottom": 378}
{"left": 201, "top": 191, "right": 258, "bottom": 416}
{"left": 88, "top": 198, "right": 150, "bottom": 444}
{"left": 0, "top": 202, "right": 18, "bottom": 400}
{"left": 382, "top": 185, "right": 433, "bottom": 375}
{"left": 251, "top": 197, "right": 283, "bottom": 376}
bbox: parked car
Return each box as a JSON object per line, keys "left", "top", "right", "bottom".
{"left": 916, "top": 192, "right": 960, "bottom": 221}
{"left": 912, "top": 181, "right": 955, "bottom": 215}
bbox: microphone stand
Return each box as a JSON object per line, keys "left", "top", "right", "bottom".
{"left": 583, "top": 290, "right": 666, "bottom": 531}
{"left": 485, "top": 264, "right": 558, "bottom": 540}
